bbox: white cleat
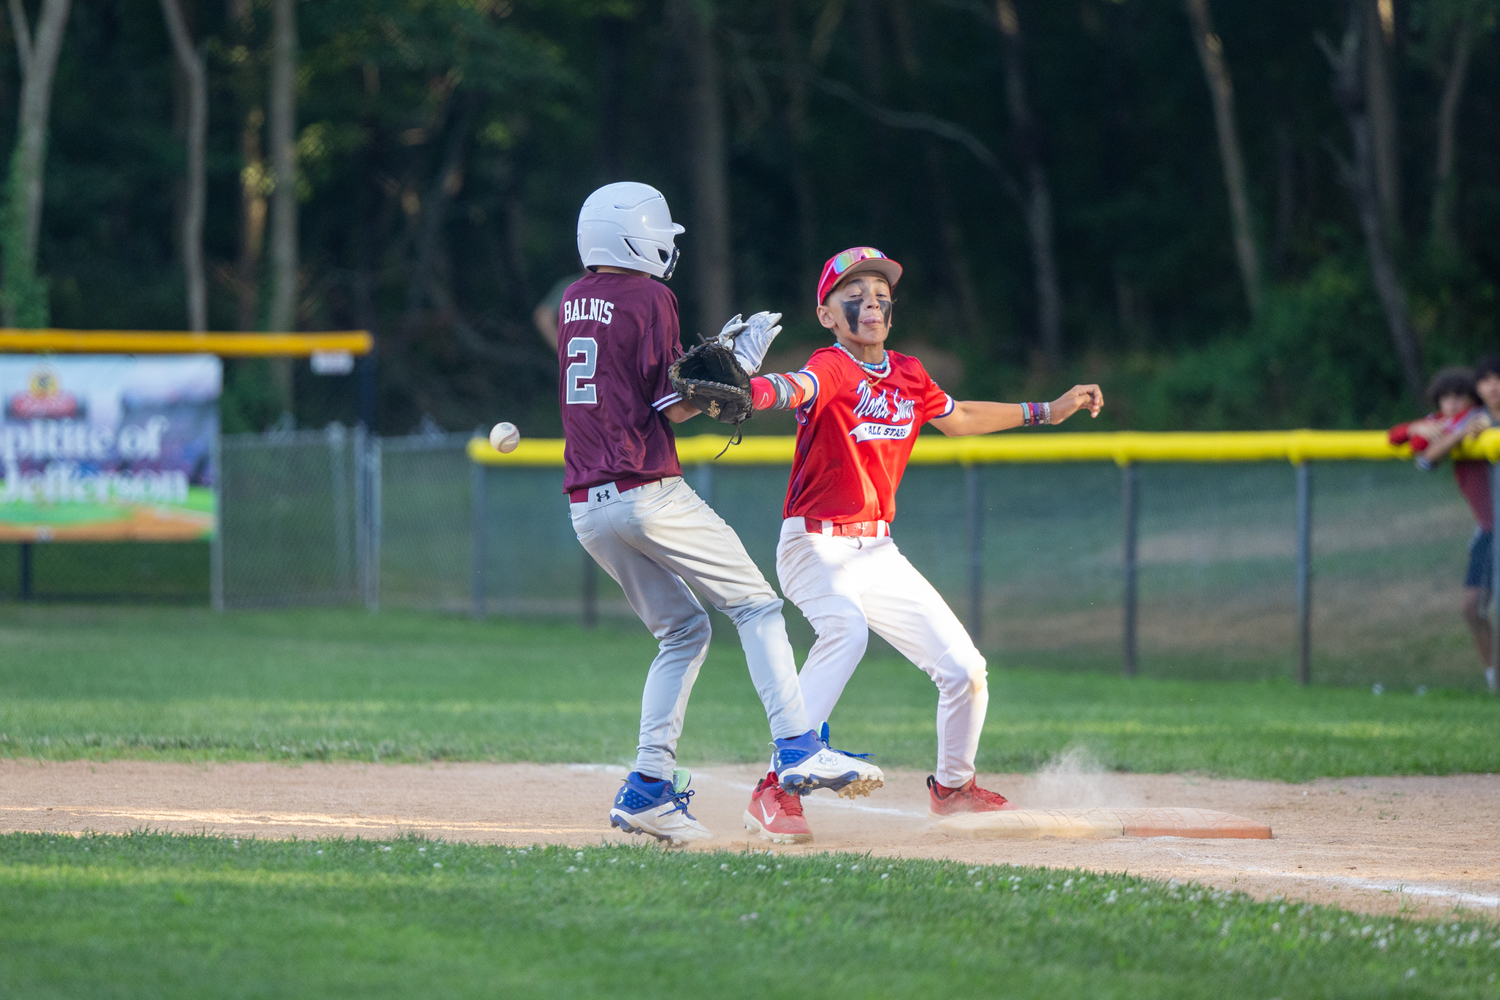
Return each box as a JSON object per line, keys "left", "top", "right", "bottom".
{"left": 774, "top": 732, "right": 884, "bottom": 799}
{"left": 608, "top": 770, "right": 713, "bottom": 846}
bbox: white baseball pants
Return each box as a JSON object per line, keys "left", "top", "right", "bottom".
{"left": 570, "top": 477, "right": 811, "bottom": 781}
{"left": 775, "top": 519, "right": 989, "bottom": 787}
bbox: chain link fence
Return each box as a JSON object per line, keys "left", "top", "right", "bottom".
{"left": 216, "top": 429, "right": 1492, "bottom": 690}
{"left": 218, "top": 425, "right": 367, "bottom": 609}
{"left": 218, "top": 426, "right": 461, "bottom": 612}
{"left": 656, "top": 459, "right": 1481, "bottom": 689}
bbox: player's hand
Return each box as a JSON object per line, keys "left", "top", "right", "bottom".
{"left": 715, "top": 314, "right": 748, "bottom": 348}
{"left": 731, "top": 310, "right": 783, "bottom": 374}
{"left": 1049, "top": 384, "right": 1103, "bottom": 423}
{"left": 1465, "top": 411, "right": 1494, "bottom": 436}
{"left": 1407, "top": 418, "right": 1441, "bottom": 439}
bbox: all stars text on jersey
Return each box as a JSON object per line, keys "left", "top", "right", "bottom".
{"left": 563, "top": 297, "right": 615, "bottom": 325}
{"left": 848, "top": 380, "right": 917, "bottom": 442}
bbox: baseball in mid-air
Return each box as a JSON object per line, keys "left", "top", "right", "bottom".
{"left": 489, "top": 421, "right": 521, "bottom": 453}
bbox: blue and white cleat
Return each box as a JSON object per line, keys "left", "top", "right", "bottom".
{"left": 773, "top": 728, "right": 884, "bottom": 799}
{"left": 608, "top": 769, "right": 712, "bottom": 846}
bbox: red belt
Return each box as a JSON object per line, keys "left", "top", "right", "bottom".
{"left": 569, "top": 476, "right": 661, "bottom": 503}
{"left": 803, "top": 517, "right": 889, "bottom": 538}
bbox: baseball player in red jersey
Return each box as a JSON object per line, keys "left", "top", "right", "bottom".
{"left": 562, "top": 185, "right": 884, "bottom": 846}
{"left": 736, "top": 246, "right": 1103, "bottom": 844}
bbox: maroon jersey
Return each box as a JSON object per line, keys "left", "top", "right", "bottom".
{"left": 558, "top": 271, "right": 685, "bottom": 493}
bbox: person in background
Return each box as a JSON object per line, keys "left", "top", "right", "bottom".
{"left": 533, "top": 273, "right": 584, "bottom": 350}
{"left": 1475, "top": 354, "right": 1500, "bottom": 426}
{"left": 1389, "top": 367, "right": 1496, "bottom": 692}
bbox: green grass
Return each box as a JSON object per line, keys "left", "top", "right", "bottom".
{"left": 0, "top": 542, "right": 209, "bottom": 601}
{"left": 0, "top": 605, "right": 1495, "bottom": 780}
{"left": 1, "top": 833, "right": 1495, "bottom": 999}
{"left": 4, "top": 607, "right": 1497, "bottom": 996}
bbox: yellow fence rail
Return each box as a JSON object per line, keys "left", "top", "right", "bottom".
{"left": 462, "top": 425, "right": 1500, "bottom": 684}
{"left": 468, "top": 428, "right": 1500, "bottom": 467}
{"left": 0, "top": 329, "right": 372, "bottom": 357}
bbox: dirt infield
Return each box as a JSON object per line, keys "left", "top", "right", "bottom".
{"left": 2, "top": 759, "right": 1495, "bottom": 921}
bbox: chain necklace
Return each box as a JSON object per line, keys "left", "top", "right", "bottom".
{"left": 836, "top": 341, "right": 891, "bottom": 384}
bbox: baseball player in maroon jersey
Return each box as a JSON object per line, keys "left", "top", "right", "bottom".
{"left": 736, "top": 246, "right": 1103, "bottom": 844}
{"left": 562, "top": 184, "right": 884, "bottom": 845}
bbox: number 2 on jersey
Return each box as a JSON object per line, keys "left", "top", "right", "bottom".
{"left": 565, "top": 337, "right": 598, "bottom": 404}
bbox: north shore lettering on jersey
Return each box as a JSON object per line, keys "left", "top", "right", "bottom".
{"left": 557, "top": 271, "right": 685, "bottom": 494}
{"left": 783, "top": 346, "right": 954, "bottom": 524}
{"left": 562, "top": 296, "right": 615, "bottom": 326}
{"left": 848, "top": 380, "right": 918, "bottom": 442}
{"left": 851, "top": 380, "right": 917, "bottom": 423}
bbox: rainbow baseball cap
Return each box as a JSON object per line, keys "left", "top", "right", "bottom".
{"left": 816, "top": 246, "right": 903, "bottom": 304}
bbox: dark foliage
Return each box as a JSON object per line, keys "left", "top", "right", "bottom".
{"left": 6, "top": 0, "right": 1498, "bottom": 432}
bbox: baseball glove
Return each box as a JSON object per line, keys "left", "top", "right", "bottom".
{"left": 669, "top": 338, "right": 754, "bottom": 427}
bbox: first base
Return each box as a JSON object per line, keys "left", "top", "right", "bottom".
{"left": 938, "top": 807, "right": 1271, "bottom": 840}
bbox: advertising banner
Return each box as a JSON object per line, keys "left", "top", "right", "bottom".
{"left": 0, "top": 355, "right": 220, "bottom": 541}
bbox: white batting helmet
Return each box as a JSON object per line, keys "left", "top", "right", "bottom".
{"left": 576, "top": 181, "right": 684, "bottom": 279}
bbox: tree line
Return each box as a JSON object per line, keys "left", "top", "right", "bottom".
{"left": 1, "top": 0, "right": 1496, "bottom": 434}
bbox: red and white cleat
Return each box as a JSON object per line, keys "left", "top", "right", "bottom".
{"left": 743, "top": 772, "right": 814, "bottom": 844}
{"left": 926, "top": 775, "right": 1019, "bottom": 816}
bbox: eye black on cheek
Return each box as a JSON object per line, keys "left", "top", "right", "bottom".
{"left": 879, "top": 299, "right": 892, "bottom": 326}
{"left": 841, "top": 299, "right": 861, "bottom": 334}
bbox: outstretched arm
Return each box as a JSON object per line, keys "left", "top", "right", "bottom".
{"left": 750, "top": 371, "right": 817, "bottom": 411}
{"left": 931, "top": 384, "right": 1103, "bottom": 437}
{"left": 1418, "top": 411, "right": 1491, "bottom": 468}
{"left": 668, "top": 368, "right": 815, "bottom": 422}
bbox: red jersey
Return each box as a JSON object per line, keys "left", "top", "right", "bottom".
{"left": 783, "top": 346, "right": 954, "bottom": 523}
{"left": 1391, "top": 407, "right": 1493, "bottom": 530}
{"left": 557, "top": 271, "right": 685, "bottom": 493}
{"left": 1441, "top": 408, "right": 1494, "bottom": 531}
{"left": 1455, "top": 461, "right": 1492, "bottom": 531}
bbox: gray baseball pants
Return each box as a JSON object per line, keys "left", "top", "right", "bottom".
{"left": 569, "top": 476, "right": 811, "bottom": 780}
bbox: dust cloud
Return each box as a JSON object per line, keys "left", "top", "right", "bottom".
{"left": 1023, "top": 746, "right": 1139, "bottom": 808}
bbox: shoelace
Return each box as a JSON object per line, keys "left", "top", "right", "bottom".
{"left": 819, "top": 723, "right": 873, "bottom": 761}
{"left": 821, "top": 737, "right": 873, "bottom": 761}
{"left": 969, "top": 785, "right": 1010, "bottom": 807}
{"left": 664, "top": 786, "right": 696, "bottom": 815}
{"left": 931, "top": 778, "right": 1009, "bottom": 807}
{"left": 756, "top": 777, "right": 807, "bottom": 817}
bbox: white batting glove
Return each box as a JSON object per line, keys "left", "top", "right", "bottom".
{"left": 714, "top": 313, "right": 748, "bottom": 347}
{"left": 731, "top": 311, "right": 783, "bottom": 374}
